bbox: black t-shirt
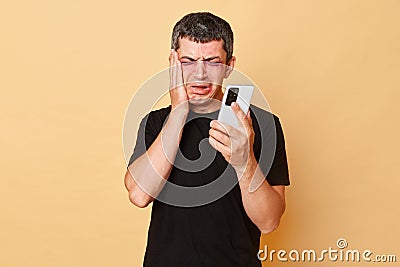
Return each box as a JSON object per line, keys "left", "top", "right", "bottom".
{"left": 127, "top": 104, "right": 290, "bottom": 267}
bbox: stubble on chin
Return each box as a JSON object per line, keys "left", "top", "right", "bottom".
{"left": 188, "top": 96, "right": 210, "bottom": 105}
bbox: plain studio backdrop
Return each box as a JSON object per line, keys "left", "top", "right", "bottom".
{"left": 1, "top": 0, "right": 399, "bottom": 266}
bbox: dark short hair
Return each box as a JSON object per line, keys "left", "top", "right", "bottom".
{"left": 171, "top": 12, "right": 234, "bottom": 63}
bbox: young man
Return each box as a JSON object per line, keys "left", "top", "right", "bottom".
{"left": 124, "top": 12, "right": 290, "bottom": 266}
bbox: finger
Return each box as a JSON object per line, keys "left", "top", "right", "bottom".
{"left": 246, "top": 110, "right": 253, "bottom": 127}
{"left": 209, "top": 136, "right": 232, "bottom": 156}
{"left": 209, "top": 128, "right": 230, "bottom": 147}
{"left": 210, "top": 120, "right": 236, "bottom": 136}
{"left": 170, "top": 49, "right": 178, "bottom": 65}
{"left": 169, "top": 50, "right": 176, "bottom": 89}
{"left": 169, "top": 49, "right": 173, "bottom": 64}
{"left": 169, "top": 50, "right": 183, "bottom": 90}
{"left": 174, "top": 51, "right": 184, "bottom": 87}
{"left": 231, "top": 102, "right": 251, "bottom": 129}
{"left": 170, "top": 50, "right": 183, "bottom": 87}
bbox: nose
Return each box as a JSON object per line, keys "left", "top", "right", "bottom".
{"left": 193, "top": 61, "right": 207, "bottom": 80}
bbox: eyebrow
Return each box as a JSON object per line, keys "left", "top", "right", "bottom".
{"left": 180, "top": 56, "right": 222, "bottom": 61}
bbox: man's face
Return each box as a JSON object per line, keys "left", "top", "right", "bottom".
{"left": 176, "top": 37, "right": 235, "bottom": 105}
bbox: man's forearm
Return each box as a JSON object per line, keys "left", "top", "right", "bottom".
{"left": 125, "top": 110, "right": 187, "bottom": 207}
{"left": 237, "top": 157, "right": 286, "bottom": 234}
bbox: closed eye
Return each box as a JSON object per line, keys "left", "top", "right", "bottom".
{"left": 180, "top": 56, "right": 223, "bottom": 67}
{"left": 181, "top": 61, "right": 195, "bottom": 66}
{"left": 205, "top": 61, "right": 222, "bottom": 66}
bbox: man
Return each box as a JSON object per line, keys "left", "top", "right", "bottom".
{"left": 124, "top": 12, "right": 290, "bottom": 266}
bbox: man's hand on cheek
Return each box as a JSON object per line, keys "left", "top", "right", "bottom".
{"left": 208, "top": 102, "right": 256, "bottom": 173}
{"left": 169, "top": 49, "right": 189, "bottom": 113}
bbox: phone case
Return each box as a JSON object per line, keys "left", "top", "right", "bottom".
{"left": 217, "top": 84, "right": 254, "bottom": 128}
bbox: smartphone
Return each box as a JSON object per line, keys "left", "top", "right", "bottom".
{"left": 217, "top": 84, "right": 254, "bottom": 128}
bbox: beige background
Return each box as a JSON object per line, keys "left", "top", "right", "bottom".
{"left": 1, "top": 0, "right": 399, "bottom": 266}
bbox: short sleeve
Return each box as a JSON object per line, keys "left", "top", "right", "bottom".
{"left": 126, "top": 106, "right": 171, "bottom": 168}
{"left": 126, "top": 113, "right": 158, "bottom": 168}
{"left": 248, "top": 106, "right": 290, "bottom": 186}
{"left": 265, "top": 116, "right": 290, "bottom": 186}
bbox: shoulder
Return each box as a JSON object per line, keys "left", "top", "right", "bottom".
{"left": 148, "top": 105, "right": 172, "bottom": 117}
{"left": 142, "top": 105, "right": 172, "bottom": 123}
{"left": 249, "top": 104, "right": 281, "bottom": 129}
{"left": 137, "top": 106, "right": 172, "bottom": 136}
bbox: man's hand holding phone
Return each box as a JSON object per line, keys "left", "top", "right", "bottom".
{"left": 209, "top": 102, "right": 256, "bottom": 175}
{"left": 210, "top": 85, "right": 256, "bottom": 175}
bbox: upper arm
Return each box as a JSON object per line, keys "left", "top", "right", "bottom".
{"left": 271, "top": 185, "right": 286, "bottom": 210}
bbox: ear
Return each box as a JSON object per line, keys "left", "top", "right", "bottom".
{"left": 224, "top": 56, "right": 236, "bottom": 78}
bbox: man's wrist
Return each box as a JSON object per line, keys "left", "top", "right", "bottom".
{"left": 236, "top": 156, "right": 258, "bottom": 186}
{"left": 170, "top": 104, "right": 189, "bottom": 121}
